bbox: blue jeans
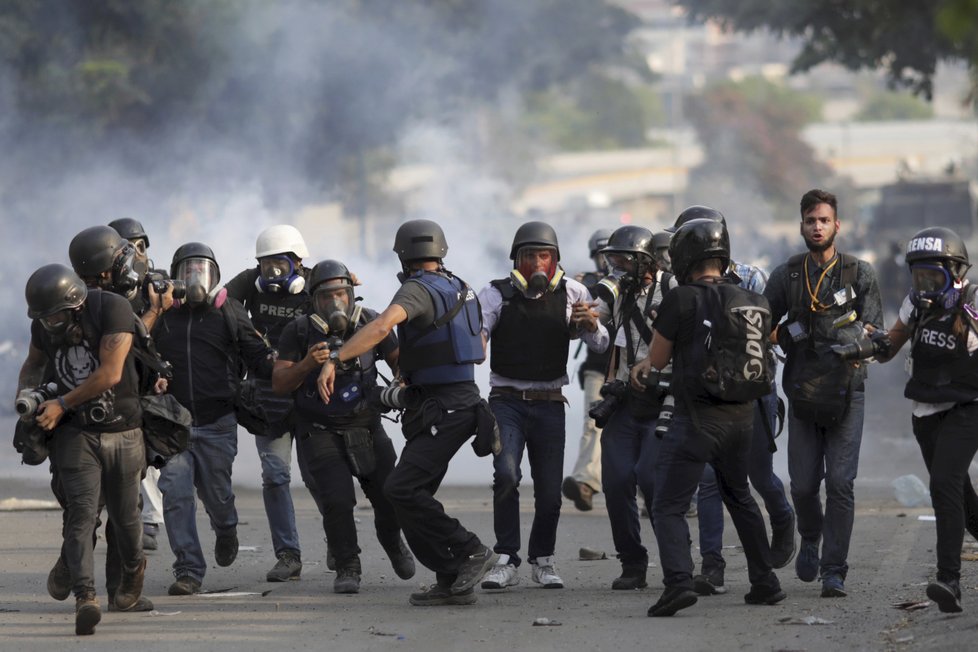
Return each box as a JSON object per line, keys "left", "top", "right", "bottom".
{"left": 787, "top": 389, "right": 865, "bottom": 579}
{"left": 159, "top": 412, "right": 239, "bottom": 581}
{"left": 255, "top": 432, "right": 300, "bottom": 556}
{"left": 489, "top": 395, "right": 566, "bottom": 566}
{"left": 601, "top": 408, "right": 659, "bottom": 565}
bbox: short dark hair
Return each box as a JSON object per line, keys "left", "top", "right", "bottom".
{"left": 800, "top": 189, "right": 837, "bottom": 220}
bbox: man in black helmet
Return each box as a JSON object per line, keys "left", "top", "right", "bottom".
{"left": 763, "top": 189, "right": 883, "bottom": 599}
{"left": 17, "top": 264, "right": 147, "bottom": 635}
{"left": 151, "top": 243, "right": 276, "bottom": 596}
{"left": 631, "top": 217, "right": 785, "bottom": 617}
{"left": 316, "top": 220, "right": 498, "bottom": 606}
{"left": 272, "top": 259, "right": 415, "bottom": 594}
{"left": 563, "top": 228, "right": 615, "bottom": 512}
{"left": 478, "top": 221, "right": 608, "bottom": 591}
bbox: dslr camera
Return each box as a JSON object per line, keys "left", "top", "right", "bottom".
{"left": 14, "top": 383, "right": 58, "bottom": 420}
{"left": 588, "top": 379, "right": 628, "bottom": 428}
{"left": 142, "top": 272, "right": 187, "bottom": 302}
{"left": 831, "top": 329, "right": 891, "bottom": 361}
{"left": 367, "top": 381, "right": 422, "bottom": 412}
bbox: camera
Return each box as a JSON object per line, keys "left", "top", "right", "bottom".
{"left": 367, "top": 381, "right": 422, "bottom": 412}
{"left": 655, "top": 394, "right": 675, "bottom": 438}
{"left": 142, "top": 272, "right": 187, "bottom": 301}
{"left": 14, "top": 383, "right": 58, "bottom": 419}
{"left": 76, "top": 394, "right": 115, "bottom": 426}
{"left": 831, "top": 330, "right": 891, "bottom": 361}
{"left": 588, "top": 379, "right": 628, "bottom": 428}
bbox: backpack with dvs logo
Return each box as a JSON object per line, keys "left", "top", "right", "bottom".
{"left": 689, "top": 280, "right": 773, "bottom": 402}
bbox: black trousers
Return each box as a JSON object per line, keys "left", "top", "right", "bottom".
{"left": 912, "top": 402, "right": 978, "bottom": 582}
{"left": 383, "top": 405, "right": 483, "bottom": 584}
{"left": 296, "top": 418, "right": 401, "bottom": 569}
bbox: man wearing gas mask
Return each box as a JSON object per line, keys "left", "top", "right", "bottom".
{"left": 225, "top": 225, "right": 323, "bottom": 583}
{"left": 562, "top": 228, "right": 614, "bottom": 512}
{"left": 869, "top": 227, "right": 978, "bottom": 613}
{"left": 478, "top": 221, "right": 608, "bottom": 591}
{"left": 316, "top": 219, "right": 498, "bottom": 607}
{"left": 763, "top": 189, "right": 883, "bottom": 599}
{"left": 272, "top": 260, "right": 415, "bottom": 594}
{"left": 152, "top": 243, "right": 276, "bottom": 596}
{"left": 589, "top": 225, "right": 677, "bottom": 592}
{"left": 17, "top": 264, "right": 147, "bottom": 635}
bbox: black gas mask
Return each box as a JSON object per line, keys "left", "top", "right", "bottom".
{"left": 313, "top": 280, "right": 358, "bottom": 336}
{"left": 108, "top": 243, "right": 141, "bottom": 299}
{"left": 40, "top": 308, "right": 84, "bottom": 345}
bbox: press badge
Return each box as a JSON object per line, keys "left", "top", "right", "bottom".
{"left": 833, "top": 286, "right": 856, "bottom": 306}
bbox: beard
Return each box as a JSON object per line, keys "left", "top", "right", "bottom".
{"left": 804, "top": 228, "right": 837, "bottom": 253}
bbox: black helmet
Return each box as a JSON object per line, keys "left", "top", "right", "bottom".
{"left": 587, "top": 229, "right": 614, "bottom": 258}
{"left": 108, "top": 217, "right": 149, "bottom": 247}
{"left": 651, "top": 231, "right": 672, "bottom": 273}
{"left": 69, "top": 226, "right": 128, "bottom": 276}
{"left": 171, "top": 242, "right": 220, "bottom": 305}
{"left": 905, "top": 226, "right": 970, "bottom": 276}
{"left": 309, "top": 259, "right": 354, "bottom": 293}
{"left": 509, "top": 221, "right": 560, "bottom": 260}
{"left": 25, "top": 264, "right": 88, "bottom": 319}
{"left": 601, "top": 225, "right": 654, "bottom": 260}
{"left": 669, "top": 218, "right": 730, "bottom": 283}
{"left": 666, "top": 205, "right": 727, "bottom": 233}
{"left": 393, "top": 220, "right": 449, "bottom": 263}
{"left": 170, "top": 242, "right": 218, "bottom": 278}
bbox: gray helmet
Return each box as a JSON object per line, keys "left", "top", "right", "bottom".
{"left": 393, "top": 220, "right": 449, "bottom": 263}
{"left": 69, "top": 226, "right": 129, "bottom": 276}
{"left": 666, "top": 205, "right": 727, "bottom": 233}
{"left": 669, "top": 218, "right": 730, "bottom": 283}
{"left": 905, "top": 226, "right": 970, "bottom": 277}
{"left": 108, "top": 218, "right": 149, "bottom": 247}
{"left": 588, "top": 229, "right": 614, "bottom": 258}
{"left": 510, "top": 221, "right": 560, "bottom": 261}
{"left": 26, "top": 264, "right": 88, "bottom": 319}
{"left": 309, "top": 259, "right": 355, "bottom": 293}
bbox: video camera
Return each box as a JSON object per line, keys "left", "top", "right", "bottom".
{"left": 142, "top": 271, "right": 187, "bottom": 302}
{"left": 14, "top": 383, "right": 58, "bottom": 420}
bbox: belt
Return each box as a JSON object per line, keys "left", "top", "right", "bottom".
{"left": 490, "top": 386, "right": 567, "bottom": 403}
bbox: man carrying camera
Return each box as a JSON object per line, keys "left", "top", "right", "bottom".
{"left": 478, "top": 222, "right": 608, "bottom": 591}
{"left": 316, "top": 220, "right": 498, "bottom": 606}
{"left": 763, "top": 189, "right": 882, "bottom": 598}
{"left": 592, "top": 225, "right": 676, "bottom": 591}
{"left": 19, "top": 264, "right": 147, "bottom": 635}
{"left": 272, "top": 259, "right": 414, "bottom": 594}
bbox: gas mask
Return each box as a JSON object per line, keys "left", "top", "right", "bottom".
{"left": 41, "top": 309, "right": 83, "bottom": 345}
{"left": 910, "top": 263, "right": 962, "bottom": 311}
{"left": 312, "top": 280, "right": 359, "bottom": 336}
{"left": 109, "top": 243, "right": 140, "bottom": 299}
{"left": 131, "top": 239, "right": 151, "bottom": 280}
{"left": 256, "top": 255, "right": 305, "bottom": 294}
{"left": 510, "top": 247, "right": 562, "bottom": 297}
{"left": 175, "top": 257, "right": 221, "bottom": 306}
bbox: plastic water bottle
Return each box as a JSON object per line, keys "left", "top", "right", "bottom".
{"left": 892, "top": 474, "right": 931, "bottom": 508}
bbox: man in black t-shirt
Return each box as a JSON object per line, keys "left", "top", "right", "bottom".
{"left": 316, "top": 220, "right": 498, "bottom": 606}
{"left": 18, "top": 265, "right": 147, "bottom": 635}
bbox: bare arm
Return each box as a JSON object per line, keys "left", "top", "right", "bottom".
{"left": 271, "top": 342, "right": 331, "bottom": 395}
{"left": 17, "top": 344, "right": 48, "bottom": 395}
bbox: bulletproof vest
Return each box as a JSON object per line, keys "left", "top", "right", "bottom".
{"left": 397, "top": 271, "right": 484, "bottom": 385}
{"left": 906, "top": 293, "right": 978, "bottom": 403}
{"left": 231, "top": 268, "right": 310, "bottom": 347}
{"left": 292, "top": 313, "right": 379, "bottom": 421}
{"left": 489, "top": 277, "right": 570, "bottom": 381}
{"left": 579, "top": 271, "right": 612, "bottom": 375}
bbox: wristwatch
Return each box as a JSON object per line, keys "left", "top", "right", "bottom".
{"left": 328, "top": 349, "right": 342, "bottom": 364}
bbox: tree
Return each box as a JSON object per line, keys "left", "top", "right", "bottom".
{"left": 854, "top": 90, "right": 934, "bottom": 122}
{"left": 673, "top": 0, "right": 978, "bottom": 100}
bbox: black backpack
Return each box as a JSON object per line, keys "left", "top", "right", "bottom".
{"left": 686, "top": 280, "right": 774, "bottom": 403}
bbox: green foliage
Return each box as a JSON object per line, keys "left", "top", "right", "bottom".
{"left": 674, "top": 0, "right": 976, "bottom": 99}
{"left": 854, "top": 90, "right": 934, "bottom": 121}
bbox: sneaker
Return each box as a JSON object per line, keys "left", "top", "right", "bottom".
{"left": 769, "top": 512, "right": 797, "bottom": 569}
{"left": 266, "top": 551, "right": 302, "bottom": 582}
{"left": 450, "top": 545, "right": 498, "bottom": 594}
{"left": 167, "top": 575, "right": 201, "bottom": 596}
{"left": 108, "top": 595, "right": 155, "bottom": 612}
{"left": 113, "top": 557, "right": 147, "bottom": 611}
{"left": 47, "top": 555, "right": 71, "bottom": 601}
{"left": 647, "top": 586, "right": 698, "bottom": 617}
{"left": 530, "top": 556, "right": 564, "bottom": 589}
{"left": 384, "top": 538, "right": 417, "bottom": 580}
{"left": 481, "top": 555, "right": 520, "bottom": 590}
{"left": 820, "top": 574, "right": 847, "bottom": 598}
{"left": 333, "top": 567, "right": 361, "bottom": 594}
{"left": 693, "top": 568, "right": 728, "bottom": 596}
{"left": 612, "top": 562, "right": 648, "bottom": 590}
{"left": 744, "top": 583, "right": 787, "bottom": 605}
{"left": 214, "top": 529, "right": 238, "bottom": 567}
{"left": 561, "top": 477, "right": 594, "bottom": 512}
{"left": 410, "top": 584, "right": 477, "bottom": 606}
{"left": 927, "top": 579, "right": 963, "bottom": 613}
{"left": 795, "top": 538, "right": 820, "bottom": 583}
{"left": 142, "top": 523, "right": 159, "bottom": 551}
{"left": 75, "top": 592, "right": 101, "bottom": 636}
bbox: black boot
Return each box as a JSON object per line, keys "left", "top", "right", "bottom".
{"left": 612, "top": 562, "right": 648, "bottom": 590}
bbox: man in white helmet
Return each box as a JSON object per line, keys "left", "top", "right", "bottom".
{"left": 225, "top": 225, "right": 325, "bottom": 582}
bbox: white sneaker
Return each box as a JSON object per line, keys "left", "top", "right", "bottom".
{"left": 481, "top": 554, "right": 520, "bottom": 590}
{"left": 530, "top": 556, "right": 564, "bottom": 589}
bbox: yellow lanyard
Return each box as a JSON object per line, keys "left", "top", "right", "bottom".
{"left": 804, "top": 254, "right": 839, "bottom": 312}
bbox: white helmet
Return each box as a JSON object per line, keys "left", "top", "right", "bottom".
{"left": 255, "top": 225, "right": 309, "bottom": 259}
